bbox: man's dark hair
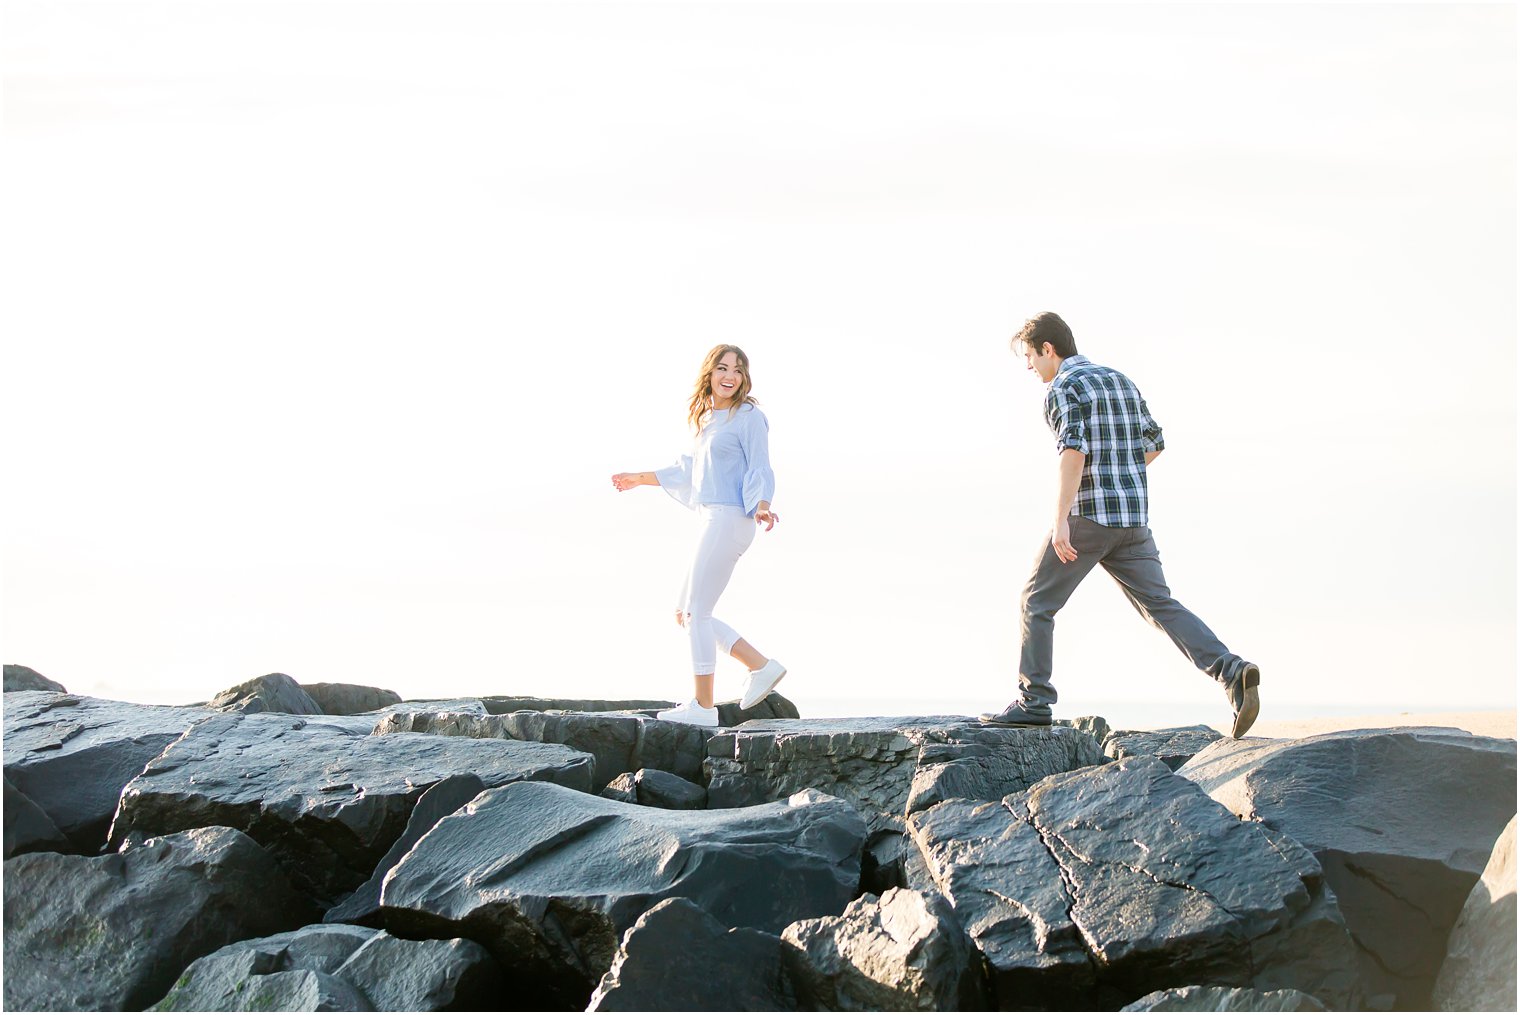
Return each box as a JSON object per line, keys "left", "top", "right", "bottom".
{"left": 1013, "top": 312, "right": 1078, "bottom": 358}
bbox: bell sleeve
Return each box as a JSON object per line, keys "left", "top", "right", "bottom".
{"left": 654, "top": 455, "right": 696, "bottom": 510}
{"left": 739, "top": 409, "right": 776, "bottom": 516}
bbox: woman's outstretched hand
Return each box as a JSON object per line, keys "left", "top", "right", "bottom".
{"left": 611, "top": 472, "right": 651, "bottom": 492}
{"left": 754, "top": 504, "right": 779, "bottom": 531}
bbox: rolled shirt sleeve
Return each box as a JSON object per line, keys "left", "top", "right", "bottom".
{"left": 1139, "top": 397, "right": 1165, "bottom": 454}
{"left": 654, "top": 455, "right": 696, "bottom": 509}
{"left": 1044, "top": 385, "right": 1090, "bottom": 456}
{"left": 739, "top": 409, "right": 776, "bottom": 515}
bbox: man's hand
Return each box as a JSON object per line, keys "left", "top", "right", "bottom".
{"left": 1052, "top": 516, "right": 1078, "bottom": 563}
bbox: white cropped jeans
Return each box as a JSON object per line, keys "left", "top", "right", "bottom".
{"left": 677, "top": 504, "right": 756, "bottom": 674}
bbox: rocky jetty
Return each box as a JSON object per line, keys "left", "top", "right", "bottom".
{"left": 3, "top": 671, "right": 1515, "bottom": 1012}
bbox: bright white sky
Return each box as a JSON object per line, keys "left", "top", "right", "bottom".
{"left": 3, "top": 1, "right": 1515, "bottom": 727}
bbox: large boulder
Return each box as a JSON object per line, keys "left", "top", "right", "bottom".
{"left": 3, "top": 664, "right": 65, "bottom": 692}
{"left": 908, "top": 756, "right": 1361, "bottom": 1010}
{"left": 3, "top": 826, "right": 318, "bottom": 1011}
{"left": 781, "top": 887, "right": 987, "bottom": 1011}
{"left": 109, "top": 712, "right": 596, "bottom": 904}
{"left": 206, "top": 672, "right": 322, "bottom": 715}
{"left": 378, "top": 781, "right": 867, "bottom": 1009}
{"left": 705, "top": 716, "right": 1101, "bottom": 827}
{"left": 3, "top": 691, "right": 210, "bottom": 852}
{"left": 324, "top": 773, "right": 487, "bottom": 926}
{"left": 301, "top": 682, "right": 401, "bottom": 715}
{"left": 1121, "top": 985, "right": 1329, "bottom": 1011}
{"left": 1104, "top": 724, "right": 1223, "bottom": 770}
{"left": 587, "top": 898, "right": 798, "bottom": 1011}
{"left": 1179, "top": 727, "right": 1517, "bottom": 1009}
{"left": 150, "top": 923, "right": 502, "bottom": 1012}
{"left": 600, "top": 768, "right": 707, "bottom": 809}
{"left": 3, "top": 774, "right": 70, "bottom": 858}
{"left": 1432, "top": 814, "right": 1516, "bottom": 1012}
{"left": 375, "top": 708, "right": 707, "bottom": 789}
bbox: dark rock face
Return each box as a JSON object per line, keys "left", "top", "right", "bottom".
{"left": 601, "top": 768, "right": 707, "bottom": 809}
{"left": 3, "top": 827, "right": 318, "bottom": 1012}
{"left": 301, "top": 682, "right": 401, "bottom": 715}
{"left": 705, "top": 717, "right": 1102, "bottom": 828}
{"left": 782, "top": 888, "right": 988, "bottom": 1011}
{"left": 908, "top": 757, "right": 1361, "bottom": 1010}
{"left": 3, "top": 664, "right": 65, "bottom": 693}
{"left": 379, "top": 781, "right": 867, "bottom": 1009}
{"left": 905, "top": 723, "right": 1104, "bottom": 816}
{"left": 149, "top": 922, "right": 501, "bottom": 1012}
{"left": 1104, "top": 724, "right": 1223, "bottom": 770}
{"left": 1179, "top": 727, "right": 1517, "bottom": 1009}
{"left": 109, "top": 713, "right": 595, "bottom": 904}
{"left": 3, "top": 692, "right": 209, "bottom": 852}
{"left": 1432, "top": 814, "right": 1516, "bottom": 1012}
{"left": 480, "top": 691, "right": 801, "bottom": 725}
{"left": 1121, "top": 985, "right": 1329, "bottom": 1011}
{"left": 587, "top": 898, "right": 798, "bottom": 1012}
{"left": 325, "top": 774, "right": 487, "bottom": 926}
{"left": 375, "top": 708, "right": 707, "bottom": 789}
{"left": 3, "top": 774, "right": 70, "bottom": 858}
{"left": 206, "top": 672, "right": 322, "bottom": 715}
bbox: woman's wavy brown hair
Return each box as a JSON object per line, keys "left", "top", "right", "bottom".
{"left": 687, "top": 344, "right": 758, "bottom": 433}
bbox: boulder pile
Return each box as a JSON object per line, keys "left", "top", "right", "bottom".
{"left": 3, "top": 666, "right": 1515, "bottom": 1012}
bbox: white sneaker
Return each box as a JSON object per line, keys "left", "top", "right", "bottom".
{"left": 740, "top": 659, "right": 787, "bottom": 710}
{"left": 655, "top": 699, "right": 720, "bottom": 726}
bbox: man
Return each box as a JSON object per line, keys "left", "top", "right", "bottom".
{"left": 980, "top": 312, "right": 1260, "bottom": 738}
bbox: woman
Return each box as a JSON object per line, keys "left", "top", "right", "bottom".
{"left": 611, "top": 344, "right": 786, "bottom": 726}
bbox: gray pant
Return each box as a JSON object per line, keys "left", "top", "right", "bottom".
{"left": 1017, "top": 515, "right": 1242, "bottom": 715}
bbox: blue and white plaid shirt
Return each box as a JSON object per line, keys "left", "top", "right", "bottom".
{"left": 1044, "top": 354, "right": 1165, "bottom": 528}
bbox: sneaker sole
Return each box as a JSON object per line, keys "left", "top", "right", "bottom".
{"left": 740, "top": 667, "right": 787, "bottom": 710}
{"left": 1230, "top": 665, "right": 1261, "bottom": 738}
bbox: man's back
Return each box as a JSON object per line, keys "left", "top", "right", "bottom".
{"left": 1043, "top": 354, "right": 1164, "bottom": 528}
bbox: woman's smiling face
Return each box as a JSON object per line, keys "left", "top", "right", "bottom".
{"left": 710, "top": 351, "right": 744, "bottom": 407}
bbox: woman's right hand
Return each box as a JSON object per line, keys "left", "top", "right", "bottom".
{"left": 611, "top": 472, "right": 646, "bottom": 492}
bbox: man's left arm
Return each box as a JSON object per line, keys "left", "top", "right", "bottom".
{"left": 1138, "top": 395, "right": 1164, "bottom": 466}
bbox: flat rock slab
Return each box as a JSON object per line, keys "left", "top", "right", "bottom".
{"left": 706, "top": 716, "right": 1102, "bottom": 827}
{"left": 3, "top": 826, "right": 318, "bottom": 1012}
{"left": 1121, "top": 985, "right": 1329, "bottom": 1011}
{"left": 151, "top": 923, "right": 501, "bottom": 1012}
{"left": 782, "top": 887, "right": 987, "bottom": 1011}
{"left": 908, "top": 756, "right": 1361, "bottom": 1010}
{"left": 1104, "top": 724, "right": 1223, "bottom": 770}
{"left": 1179, "top": 727, "right": 1517, "bottom": 1009}
{"left": 207, "top": 672, "right": 322, "bottom": 715}
{"left": 588, "top": 898, "right": 798, "bottom": 1011}
{"left": 3, "top": 692, "right": 212, "bottom": 852}
{"left": 375, "top": 709, "right": 707, "bottom": 789}
{"left": 481, "top": 692, "right": 802, "bottom": 725}
{"left": 109, "top": 713, "right": 596, "bottom": 903}
{"left": 1432, "top": 813, "right": 1516, "bottom": 1012}
{"left": 379, "top": 781, "right": 867, "bottom": 1009}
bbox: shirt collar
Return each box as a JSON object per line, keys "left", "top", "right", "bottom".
{"left": 1056, "top": 354, "right": 1088, "bottom": 375}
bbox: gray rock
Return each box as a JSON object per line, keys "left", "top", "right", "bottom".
{"left": 706, "top": 716, "right": 1101, "bottom": 828}
{"left": 336, "top": 932, "right": 503, "bottom": 1011}
{"left": 904, "top": 722, "right": 1103, "bottom": 816}
{"left": 302, "top": 682, "right": 401, "bottom": 715}
{"left": 3, "top": 664, "right": 65, "bottom": 693}
{"left": 207, "top": 672, "right": 322, "bottom": 715}
{"left": 1056, "top": 713, "right": 1111, "bottom": 744}
{"left": 907, "top": 757, "right": 1360, "bottom": 1010}
{"left": 3, "top": 691, "right": 210, "bottom": 852}
{"left": 376, "top": 709, "right": 707, "bottom": 789}
{"left": 379, "top": 781, "right": 867, "bottom": 1009}
{"left": 601, "top": 768, "right": 707, "bottom": 809}
{"left": 1433, "top": 814, "right": 1517, "bottom": 1012}
{"left": 782, "top": 888, "right": 987, "bottom": 1011}
{"left": 587, "top": 898, "right": 798, "bottom": 1011}
{"left": 3, "top": 826, "right": 318, "bottom": 1011}
{"left": 3, "top": 774, "right": 70, "bottom": 858}
{"left": 1104, "top": 724, "right": 1224, "bottom": 770}
{"left": 203, "top": 970, "right": 372, "bottom": 1012}
{"left": 324, "top": 774, "right": 487, "bottom": 926}
{"left": 1179, "top": 727, "right": 1517, "bottom": 1009}
{"left": 1121, "top": 985, "right": 1329, "bottom": 1011}
{"left": 481, "top": 692, "right": 802, "bottom": 725}
{"left": 109, "top": 713, "right": 595, "bottom": 904}
{"left": 861, "top": 829, "right": 911, "bottom": 895}
{"left": 151, "top": 924, "right": 381, "bottom": 1010}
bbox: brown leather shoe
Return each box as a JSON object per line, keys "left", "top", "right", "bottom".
{"left": 978, "top": 701, "right": 1053, "bottom": 727}
{"left": 1226, "top": 663, "right": 1261, "bottom": 738}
